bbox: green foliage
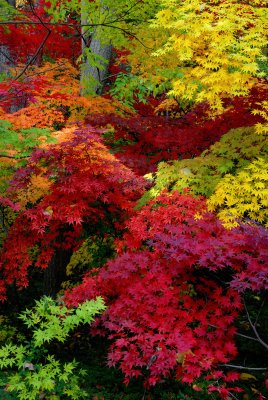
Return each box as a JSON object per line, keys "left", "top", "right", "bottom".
{"left": 19, "top": 296, "right": 106, "bottom": 347}
{"left": 0, "top": 120, "right": 56, "bottom": 192}
{"left": 140, "top": 126, "right": 268, "bottom": 205}
{"left": 0, "top": 0, "right": 19, "bottom": 22}
{"left": 0, "top": 315, "right": 18, "bottom": 344}
{"left": 0, "top": 296, "right": 106, "bottom": 399}
{"left": 109, "top": 72, "right": 152, "bottom": 109}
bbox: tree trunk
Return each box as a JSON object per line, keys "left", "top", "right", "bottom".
{"left": 0, "top": 46, "right": 13, "bottom": 74}
{"left": 81, "top": 36, "right": 112, "bottom": 95}
{"left": 6, "top": 0, "right": 16, "bottom": 6}
{"left": 43, "top": 248, "right": 72, "bottom": 297}
{"left": 80, "top": 0, "right": 112, "bottom": 95}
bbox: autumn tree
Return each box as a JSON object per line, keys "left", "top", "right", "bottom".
{"left": 116, "top": 0, "right": 268, "bottom": 112}
{"left": 47, "top": 0, "right": 159, "bottom": 94}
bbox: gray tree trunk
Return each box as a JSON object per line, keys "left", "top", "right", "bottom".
{"left": 0, "top": 46, "right": 13, "bottom": 74}
{"left": 81, "top": 36, "right": 112, "bottom": 95}
{"left": 6, "top": 0, "right": 16, "bottom": 6}
{"left": 80, "top": 0, "right": 112, "bottom": 95}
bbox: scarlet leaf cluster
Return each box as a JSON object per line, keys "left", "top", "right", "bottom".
{"left": 87, "top": 85, "right": 268, "bottom": 175}
{"left": 0, "top": 0, "right": 79, "bottom": 65}
{"left": 0, "top": 125, "right": 145, "bottom": 300}
{"left": 65, "top": 192, "right": 268, "bottom": 391}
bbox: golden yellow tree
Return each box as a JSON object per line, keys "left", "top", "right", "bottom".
{"left": 126, "top": 0, "right": 268, "bottom": 112}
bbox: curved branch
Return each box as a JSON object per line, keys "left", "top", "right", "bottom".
{"left": 13, "top": 0, "right": 51, "bottom": 81}
{"left": 244, "top": 299, "right": 268, "bottom": 351}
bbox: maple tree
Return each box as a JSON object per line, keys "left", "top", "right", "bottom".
{"left": 65, "top": 191, "right": 268, "bottom": 395}
{"left": 120, "top": 0, "right": 268, "bottom": 113}
{"left": 0, "top": 0, "right": 267, "bottom": 399}
{"left": 0, "top": 124, "right": 145, "bottom": 299}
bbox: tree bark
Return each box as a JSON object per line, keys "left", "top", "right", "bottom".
{"left": 81, "top": 36, "right": 112, "bottom": 95}
{"left": 43, "top": 248, "right": 72, "bottom": 297}
{"left": 6, "top": 0, "right": 16, "bottom": 6}
{"left": 80, "top": 0, "right": 112, "bottom": 95}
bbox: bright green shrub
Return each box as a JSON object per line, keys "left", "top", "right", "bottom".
{"left": 140, "top": 126, "right": 268, "bottom": 205}
{"left": 208, "top": 158, "right": 268, "bottom": 228}
{"left": 0, "top": 296, "right": 106, "bottom": 399}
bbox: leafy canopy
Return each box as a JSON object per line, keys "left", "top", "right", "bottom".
{"left": 124, "top": 0, "right": 268, "bottom": 112}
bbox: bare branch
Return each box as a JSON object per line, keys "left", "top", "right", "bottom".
{"left": 13, "top": 0, "right": 51, "bottom": 81}
{"left": 208, "top": 324, "right": 260, "bottom": 343}
{"left": 0, "top": 154, "right": 29, "bottom": 159}
{"left": 244, "top": 300, "right": 268, "bottom": 351}
{"left": 221, "top": 364, "right": 268, "bottom": 371}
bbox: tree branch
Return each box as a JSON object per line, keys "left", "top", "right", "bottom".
{"left": 221, "top": 364, "right": 268, "bottom": 371}
{"left": 0, "top": 154, "right": 29, "bottom": 159}
{"left": 243, "top": 299, "right": 268, "bottom": 350}
{"left": 13, "top": 0, "right": 51, "bottom": 81}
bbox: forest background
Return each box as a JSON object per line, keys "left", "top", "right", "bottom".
{"left": 0, "top": 0, "right": 267, "bottom": 399}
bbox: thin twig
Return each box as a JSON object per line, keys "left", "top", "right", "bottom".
{"left": 254, "top": 298, "right": 266, "bottom": 326}
{"left": 244, "top": 299, "right": 268, "bottom": 350}
{"left": 0, "top": 209, "right": 8, "bottom": 236}
{"left": 208, "top": 324, "right": 260, "bottom": 343}
{"left": 13, "top": 0, "right": 51, "bottom": 81}
{"left": 0, "top": 21, "right": 151, "bottom": 48}
{"left": 0, "top": 154, "right": 29, "bottom": 159}
{"left": 221, "top": 364, "right": 268, "bottom": 371}
{"left": 0, "top": 48, "right": 15, "bottom": 65}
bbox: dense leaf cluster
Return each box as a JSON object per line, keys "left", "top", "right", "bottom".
{"left": 65, "top": 192, "right": 268, "bottom": 391}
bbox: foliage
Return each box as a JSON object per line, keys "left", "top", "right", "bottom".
{"left": 0, "top": 0, "right": 80, "bottom": 66}
{"left": 65, "top": 192, "right": 268, "bottom": 395}
{"left": 208, "top": 157, "right": 268, "bottom": 228}
{"left": 0, "top": 296, "right": 105, "bottom": 399}
{"left": 66, "top": 235, "right": 115, "bottom": 279}
{"left": 0, "top": 0, "right": 267, "bottom": 398}
{"left": 0, "top": 119, "right": 55, "bottom": 194}
{"left": 0, "top": 125, "right": 145, "bottom": 300}
{"left": 253, "top": 100, "right": 268, "bottom": 135}
{"left": 140, "top": 124, "right": 268, "bottom": 205}
{"left": 125, "top": 0, "right": 268, "bottom": 112}
{"left": 0, "top": 59, "right": 132, "bottom": 129}
{"left": 0, "top": 0, "right": 19, "bottom": 21}
{"left": 86, "top": 85, "right": 268, "bottom": 176}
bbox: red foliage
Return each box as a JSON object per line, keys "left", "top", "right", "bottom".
{"left": 65, "top": 192, "right": 268, "bottom": 392}
{"left": 0, "top": 125, "right": 146, "bottom": 300}
{"left": 86, "top": 85, "right": 268, "bottom": 175}
{"left": 0, "top": 0, "right": 79, "bottom": 110}
{"left": 0, "top": 0, "right": 79, "bottom": 65}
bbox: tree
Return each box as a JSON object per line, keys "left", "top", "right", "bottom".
{"left": 48, "top": 0, "right": 159, "bottom": 95}
{"left": 117, "top": 0, "right": 268, "bottom": 112}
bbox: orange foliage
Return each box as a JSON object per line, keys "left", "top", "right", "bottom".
{"left": 2, "top": 60, "right": 132, "bottom": 131}
{"left": 5, "top": 103, "right": 66, "bottom": 130}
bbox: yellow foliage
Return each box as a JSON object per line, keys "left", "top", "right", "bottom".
{"left": 128, "top": 0, "right": 268, "bottom": 112}
{"left": 253, "top": 101, "right": 268, "bottom": 135}
{"left": 16, "top": 171, "right": 52, "bottom": 208}
{"left": 66, "top": 239, "right": 94, "bottom": 276}
{"left": 208, "top": 158, "right": 268, "bottom": 228}
{"left": 154, "top": 98, "right": 188, "bottom": 118}
{"left": 141, "top": 126, "right": 268, "bottom": 205}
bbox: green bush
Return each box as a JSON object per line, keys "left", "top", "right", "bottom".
{"left": 0, "top": 296, "right": 106, "bottom": 399}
